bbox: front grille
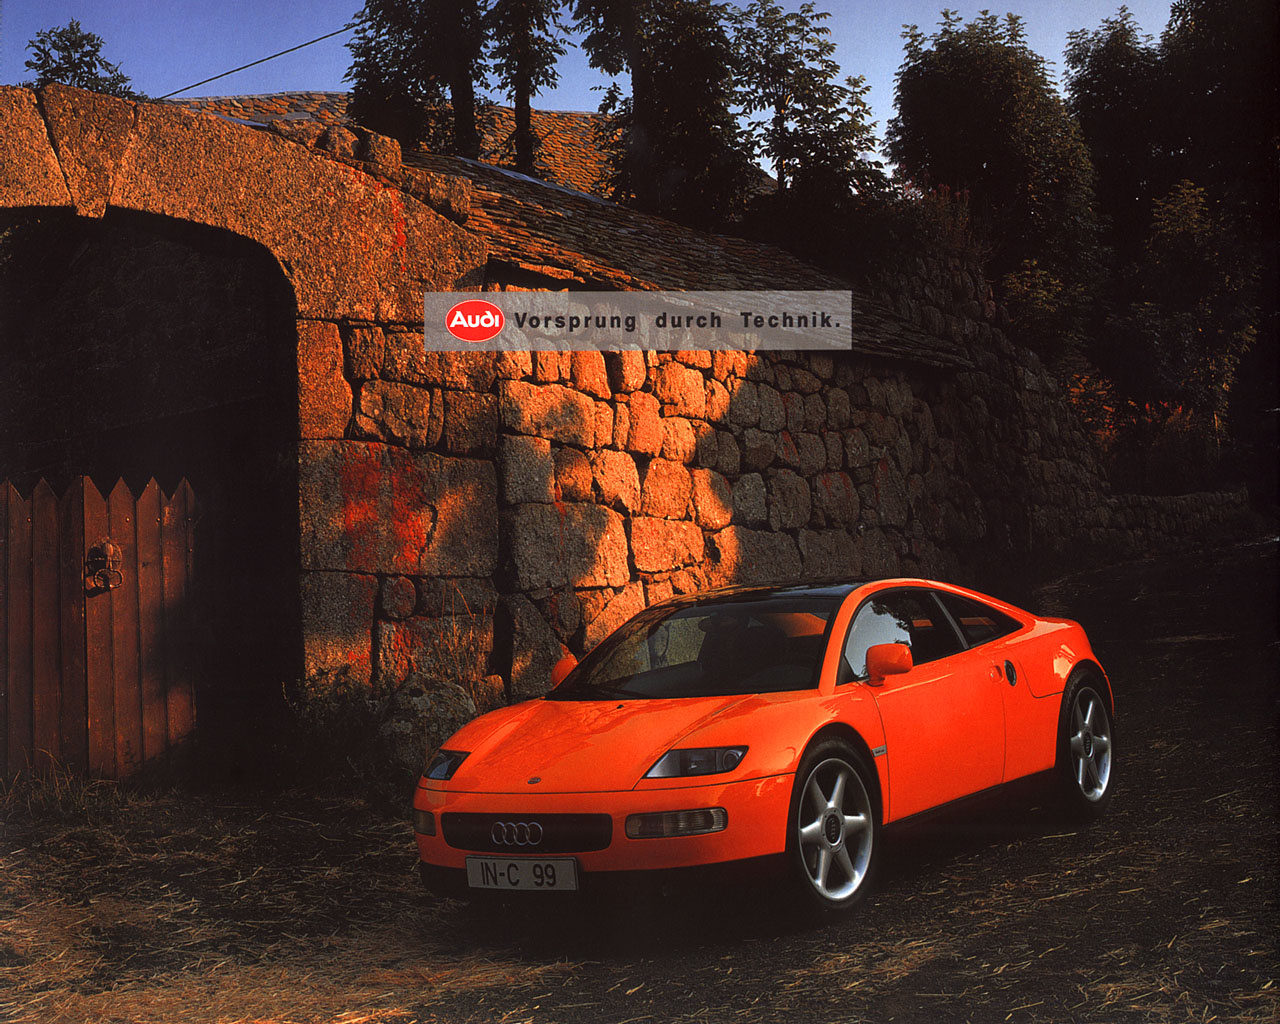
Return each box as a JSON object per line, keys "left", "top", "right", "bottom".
{"left": 442, "top": 813, "right": 612, "bottom": 853}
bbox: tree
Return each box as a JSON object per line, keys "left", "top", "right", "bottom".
{"left": 1098, "top": 181, "right": 1256, "bottom": 412}
{"left": 23, "top": 19, "right": 140, "bottom": 99}
{"left": 487, "top": 0, "right": 568, "bottom": 176}
{"left": 731, "top": 2, "right": 884, "bottom": 202}
{"left": 346, "top": 0, "right": 488, "bottom": 157}
{"left": 886, "top": 12, "right": 1099, "bottom": 356}
{"left": 1064, "top": 7, "right": 1160, "bottom": 263}
{"left": 579, "top": 0, "right": 753, "bottom": 228}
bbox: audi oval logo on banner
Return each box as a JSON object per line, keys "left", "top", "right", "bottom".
{"left": 491, "top": 820, "right": 544, "bottom": 846}
{"left": 446, "top": 299, "right": 505, "bottom": 343}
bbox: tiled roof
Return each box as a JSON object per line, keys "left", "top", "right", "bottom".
{"left": 170, "top": 92, "right": 607, "bottom": 194}
{"left": 170, "top": 92, "right": 970, "bottom": 367}
{"left": 174, "top": 91, "right": 352, "bottom": 127}
{"left": 407, "top": 152, "right": 971, "bottom": 367}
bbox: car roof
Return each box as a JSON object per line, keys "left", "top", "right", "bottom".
{"left": 656, "top": 579, "right": 866, "bottom": 608}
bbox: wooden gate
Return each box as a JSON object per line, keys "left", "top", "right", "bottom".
{"left": 1, "top": 478, "right": 197, "bottom": 779}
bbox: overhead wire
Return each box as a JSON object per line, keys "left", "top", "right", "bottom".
{"left": 156, "top": 24, "right": 354, "bottom": 100}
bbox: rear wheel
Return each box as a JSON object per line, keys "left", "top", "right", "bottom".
{"left": 786, "top": 739, "right": 879, "bottom": 915}
{"left": 1055, "top": 672, "right": 1115, "bottom": 819}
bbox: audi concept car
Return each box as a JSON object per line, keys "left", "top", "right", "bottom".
{"left": 412, "top": 578, "right": 1114, "bottom": 913}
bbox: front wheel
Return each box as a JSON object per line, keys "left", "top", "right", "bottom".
{"left": 1055, "top": 672, "right": 1115, "bottom": 819}
{"left": 786, "top": 739, "right": 880, "bottom": 915}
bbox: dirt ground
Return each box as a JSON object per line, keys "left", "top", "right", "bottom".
{"left": 2, "top": 539, "right": 1276, "bottom": 1024}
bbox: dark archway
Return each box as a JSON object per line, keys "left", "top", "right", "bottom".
{"left": 0, "top": 207, "right": 301, "bottom": 743}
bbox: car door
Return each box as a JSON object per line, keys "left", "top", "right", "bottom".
{"left": 842, "top": 588, "right": 1005, "bottom": 820}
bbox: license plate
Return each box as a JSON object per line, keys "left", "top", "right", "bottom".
{"left": 465, "top": 856, "right": 579, "bottom": 891}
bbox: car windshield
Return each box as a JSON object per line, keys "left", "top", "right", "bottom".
{"left": 548, "top": 593, "right": 840, "bottom": 700}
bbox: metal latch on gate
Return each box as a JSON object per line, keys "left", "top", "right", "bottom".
{"left": 85, "top": 539, "right": 124, "bottom": 592}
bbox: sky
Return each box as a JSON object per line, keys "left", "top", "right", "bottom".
{"left": 0, "top": 0, "right": 1173, "bottom": 139}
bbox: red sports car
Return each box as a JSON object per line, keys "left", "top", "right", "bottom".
{"left": 412, "top": 578, "right": 1114, "bottom": 914}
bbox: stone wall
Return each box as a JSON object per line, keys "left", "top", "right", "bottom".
{"left": 295, "top": 288, "right": 1256, "bottom": 763}
{"left": 0, "top": 85, "right": 1257, "bottom": 771}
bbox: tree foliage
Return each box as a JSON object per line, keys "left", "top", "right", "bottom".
{"left": 23, "top": 19, "right": 140, "bottom": 99}
{"left": 346, "top": 0, "right": 488, "bottom": 158}
{"left": 1063, "top": 7, "right": 1160, "bottom": 263}
{"left": 581, "top": 0, "right": 754, "bottom": 229}
{"left": 487, "top": 0, "right": 568, "bottom": 175}
{"left": 1064, "top": 2, "right": 1277, "bottom": 498}
{"left": 887, "top": 11, "right": 1098, "bottom": 284}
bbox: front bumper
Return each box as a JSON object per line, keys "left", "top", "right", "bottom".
{"left": 413, "top": 772, "right": 793, "bottom": 873}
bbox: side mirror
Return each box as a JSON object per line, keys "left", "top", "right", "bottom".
{"left": 865, "top": 643, "right": 912, "bottom": 685}
{"left": 549, "top": 653, "right": 578, "bottom": 689}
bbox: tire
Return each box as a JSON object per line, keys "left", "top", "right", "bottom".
{"left": 786, "top": 738, "right": 880, "bottom": 915}
{"left": 1054, "top": 670, "right": 1115, "bottom": 820}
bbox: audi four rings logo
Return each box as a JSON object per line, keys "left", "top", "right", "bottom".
{"left": 491, "top": 820, "right": 544, "bottom": 846}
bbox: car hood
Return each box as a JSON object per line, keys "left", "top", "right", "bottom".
{"left": 443, "top": 694, "right": 751, "bottom": 794}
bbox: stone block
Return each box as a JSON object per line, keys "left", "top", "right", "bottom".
{"left": 590, "top": 449, "right": 641, "bottom": 512}
{"left": 297, "top": 320, "right": 351, "bottom": 439}
{"left": 500, "top": 435, "right": 554, "bottom": 504}
{"left": 355, "top": 380, "right": 441, "bottom": 448}
{"left": 444, "top": 391, "right": 497, "bottom": 453}
{"left": 605, "top": 349, "right": 647, "bottom": 392}
{"left": 554, "top": 446, "right": 593, "bottom": 501}
{"left": 36, "top": 85, "right": 130, "bottom": 216}
{"left": 768, "top": 470, "right": 812, "bottom": 530}
{"left": 796, "top": 433, "right": 827, "bottom": 477}
{"left": 506, "top": 503, "right": 629, "bottom": 590}
{"left": 383, "top": 343, "right": 499, "bottom": 391}
{"left": 858, "top": 529, "right": 901, "bottom": 577}
{"left": 741, "top": 428, "right": 777, "bottom": 471}
{"left": 812, "top": 472, "right": 861, "bottom": 527}
{"left": 727, "top": 379, "right": 760, "bottom": 427}
{"left": 716, "top": 431, "right": 742, "bottom": 477}
{"left": 345, "top": 325, "right": 385, "bottom": 380}
{"left": 640, "top": 458, "right": 692, "bottom": 519}
{"left": 380, "top": 575, "right": 418, "bottom": 619}
{"left": 498, "top": 380, "right": 595, "bottom": 446}
{"left": 705, "top": 379, "right": 730, "bottom": 423}
{"left": 571, "top": 350, "right": 611, "bottom": 398}
{"left": 594, "top": 401, "right": 614, "bottom": 447}
{"left": 374, "top": 613, "right": 494, "bottom": 690}
{"left": 299, "top": 441, "right": 498, "bottom": 576}
{"left": 653, "top": 362, "right": 706, "bottom": 417}
{"left": 782, "top": 392, "right": 806, "bottom": 434}
{"left": 631, "top": 517, "right": 705, "bottom": 573}
{"left": 872, "top": 459, "right": 910, "bottom": 528}
{"left": 691, "top": 469, "right": 733, "bottom": 530}
{"left": 662, "top": 418, "right": 697, "bottom": 463}
{"left": 799, "top": 530, "right": 860, "bottom": 578}
{"left": 758, "top": 385, "right": 786, "bottom": 431}
{"left": 300, "top": 571, "right": 378, "bottom": 686}
{"left": 626, "top": 391, "right": 664, "bottom": 456}
{"left": 707, "top": 527, "right": 800, "bottom": 586}
{"left": 827, "top": 387, "right": 851, "bottom": 430}
{"left": 732, "top": 473, "right": 767, "bottom": 526}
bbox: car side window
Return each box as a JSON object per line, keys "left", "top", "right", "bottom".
{"left": 935, "top": 591, "right": 1022, "bottom": 647}
{"left": 841, "top": 589, "right": 966, "bottom": 681}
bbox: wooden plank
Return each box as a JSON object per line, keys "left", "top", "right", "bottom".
{"left": 31, "top": 481, "right": 60, "bottom": 773}
{"left": 136, "top": 480, "right": 166, "bottom": 764}
{"left": 58, "top": 482, "right": 88, "bottom": 775}
{"left": 162, "top": 480, "right": 196, "bottom": 748}
{"left": 5, "top": 485, "right": 32, "bottom": 776}
{"left": 83, "top": 478, "right": 115, "bottom": 778}
{"left": 108, "top": 479, "right": 142, "bottom": 776}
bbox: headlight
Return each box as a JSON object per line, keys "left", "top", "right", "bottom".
{"left": 424, "top": 749, "right": 469, "bottom": 781}
{"left": 644, "top": 746, "right": 747, "bottom": 778}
